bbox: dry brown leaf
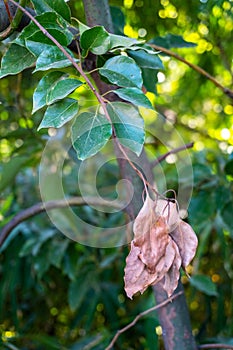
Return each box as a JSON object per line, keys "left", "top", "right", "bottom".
{"left": 170, "top": 220, "right": 198, "bottom": 268}
{"left": 163, "top": 240, "right": 182, "bottom": 296}
{"left": 124, "top": 241, "right": 165, "bottom": 299}
{"left": 135, "top": 216, "right": 170, "bottom": 271}
{"left": 124, "top": 194, "right": 198, "bottom": 299}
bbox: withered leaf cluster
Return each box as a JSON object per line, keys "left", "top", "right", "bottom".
{"left": 124, "top": 195, "right": 198, "bottom": 299}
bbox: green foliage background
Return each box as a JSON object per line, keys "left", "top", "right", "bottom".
{"left": 0, "top": 0, "right": 233, "bottom": 349}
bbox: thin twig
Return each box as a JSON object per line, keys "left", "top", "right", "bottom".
{"left": 150, "top": 44, "right": 233, "bottom": 100}
{"left": 199, "top": 344, "right": 233, "bottom": 349}
{"left": 0, "top": 197, "right": 124, "bottom": 247}
{"left": 151, "top": 142, "right": 194, "bottom": 168}
{"left": 105, "top": 290, "right": 183, "bottom": 350}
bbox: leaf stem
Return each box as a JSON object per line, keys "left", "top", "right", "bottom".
{"left": 151, "top": 142, "right": 194, "bottom": 168}
{"left": 105, "top": 290, "right": 183, "bottom": 350}
{"left": 150, "top": 43, "right": 233, "bottom": 100}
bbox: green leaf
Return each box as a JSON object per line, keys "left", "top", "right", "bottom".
{"left": 221, "top": 200, "right": 233, "bottom": 232}
{"left": 68, "top": 276, "right": 91, "bottom": 311}
{"left": 47, "top": 78, "right": 83, "bottom": 105}
{"left": 128, "top": 49, "right": 164, "bottom": 69}
{"left": 71, "top": 111, "right": 112, "bottom": 160}
{"left": 141, "top": 68, "right": 158, "bottom": 94}
{"left": 0, "top": 156, "right": 29, "bottom": 192}
{"left": 110, "top": 6, "right": 125, "bottom": 34}
{"left": 38, "top": 98, "right": 79, "bottom": 130}
{"left": 109, "top": 34, "right": 140, "bottom": 50}
{"left": 107, "top": 102, "right": 145, "bottom": 155}
{"left": 150, "top": 33, "right": 196, "bottom": 49}
{"left": 34, "top": 46, "right": 77, "bottom": 72}
{"left": 113, "top": 87, "right": 154, "bottom": 109}
{"left": 224, "top": 158, "right": 233, "bottom": 176}
{"left": 99, "top": 55, "right": 143, "bottom": 88}
{"left": 0, "top": 44, "right": 35, "bottom": 78}
{"left": 80, "top": 26, "right": 111, "bottom": 56}
{"left": 31, "top": 0, "right": 71, "bottom": 22}
{"left": 16, "top": 12, "right": 73, "bottom": 49}
{"left": 190, "top": 275, "right": 218, "bottom": 296}
{"left": 33, "top": 71, "right": 64, "bottom": 113}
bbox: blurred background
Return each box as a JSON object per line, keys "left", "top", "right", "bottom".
{"left": 0, "top": 0, "right": 233, "bottom": 349}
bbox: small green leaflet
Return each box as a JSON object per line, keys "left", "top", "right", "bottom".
{"left": 80, "top": 26, "right": 111, "bottom": 56}
{"left": 34, "top": 46, "right": 78, "bottom": 72}
{"left": 107, "top": 102, "right": 145, "bottom": 155}
{"left": 15, "top": 12, "right": 73, "bottom": 49}
{"left": 99, "top": 56, "right": 143, "bottom": 88}
{"left": 141, "top": 68, "right": 158, "bottom": 94}
{"left": 33, "top": 72, "right": 83, "bottom": 113}
{"left": 47, "top": 78, "right": 83, "bottom": 105}
{"left": 38, "top": 98, "right": 79, "bottom": 130}
{"left": 33, "top": 71, "right": 64, "bottom": 113}
{"left": 31, "top": 0, "right": 71, "bottom": 22}
{"left": 190, "top": 275, "right": 218, "bottom": 296}
{"left": 71, "top": 111, "right": 112, "bottom": 160}
{"left": 113, "top": 88, "right": 154, "bottom": 109}
{"left": 109, "top": 34, "right": 140, "bottom": 50}
{"left": 0, "top": 44, "right": 36, "bottom": 78}
{"left": 128, "top": 49, "right": 164, "bottom": 70}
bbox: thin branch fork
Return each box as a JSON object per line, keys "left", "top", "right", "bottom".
{"left": 151, "top": 142, "right": 194, "bottom": 168}
{"left": 0, "top": 197, "right": 124, "bottom": 247}
{"left": 105, "top": 290, "right": 183, "bottom": 350}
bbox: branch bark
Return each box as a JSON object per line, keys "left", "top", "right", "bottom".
{"left": 0, "top": 197, "right": 123, "bottom": 247}
{"left": 82, "top": 1, "right": 197, "bottom": 349}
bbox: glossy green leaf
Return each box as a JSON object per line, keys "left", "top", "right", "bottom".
{"left": 109, "top": 34, "right": 140, "bottom": 50}
{"left": 107, "top": 102, "right": 145, "bottom": 155}
{"left": 34, "top": 46, "right": 77, "bottom": 72}
{"left": 47, "top": 78, "right": 83, "bottom": 105}
{"left": 16, "top": 12, "right": 73, "bottom": 48}
{"left": 38, "top": 98, "right": 79, "bottom": 130}
{"left": 141, "top": 68, "right": 158, "bottom": 94}
{"left": 71, "top": 111, "right": 112, "bottom": 160}
{"left": 80, "top": 26, "right": 111, "bottom": 56}
{"left": 113, "top": 87, "right": 154, "bottom": 109}
{"left": 190, "top": 275, "right": 218, "bottom": 296}
{"left": 31, "top": 0, "right": 71, "bottom": 22}
{"left": 128, "top": 49, "right": 164, "bottom": 69}
{"left": 33, "top": 71, "right": 64, "bottom": 113}
{"left": 99, "top": 55, "right": 143, "bottom": 88}
{"left": 150, "top": 33, "right": 196, "bottom": 49}
{"left": 0, "top": 44, "right": 35, "bottom": 78}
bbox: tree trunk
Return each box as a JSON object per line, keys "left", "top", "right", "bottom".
{"left": 82, "top": 0, "right": 197, "bottom": 349}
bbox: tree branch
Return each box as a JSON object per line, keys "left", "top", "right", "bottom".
{"left": 105, "top": 290, "right": 183, "bottom": 350}
{"left": 151, "top": 142, "right": 194, "bottom": 168}
{"left": 150, "top": 44, "right": 233, "bottom": 100}
{"left": 198, "top": 345, "right": 233, "bottom": 349}
{"left": 0, "top": 197, "right": 124, "bottom": 247}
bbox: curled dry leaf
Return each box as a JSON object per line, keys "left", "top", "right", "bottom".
{"left": 170, "top": 219, "right": 198, "bottom": 269}
{"left": 124, "top": 194, "right": 198, "bottom": 299}
{"left": 163, "top": 239, "right": 182, "bottom": 297}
